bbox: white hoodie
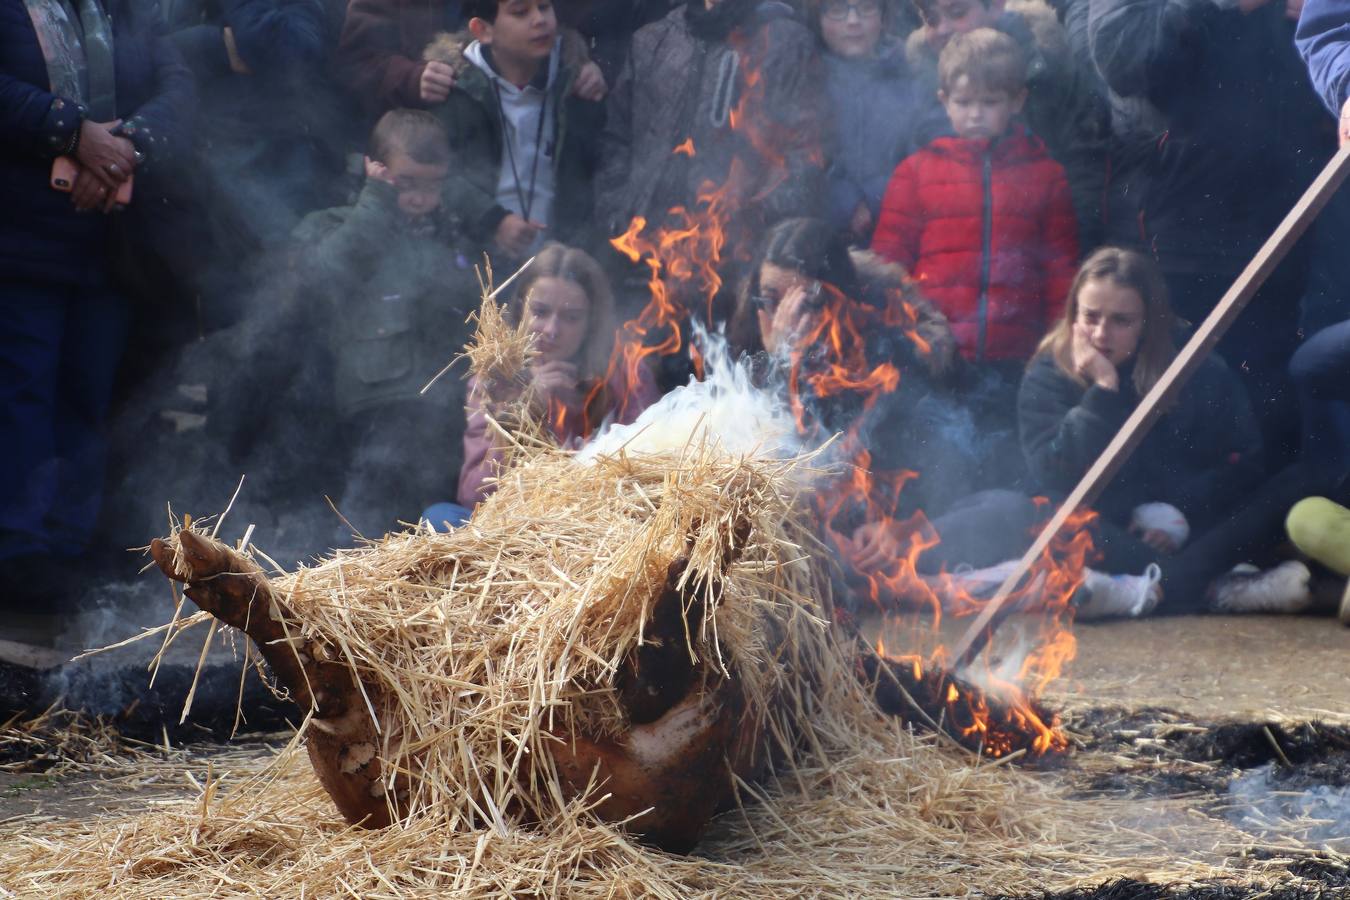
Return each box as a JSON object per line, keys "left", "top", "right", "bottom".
{"left": 464, "top": 39, "right": 560, "bottom": 239}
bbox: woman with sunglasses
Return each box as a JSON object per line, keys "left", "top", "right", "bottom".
{"left": 728, "top": 219, "right": 1055, "bottom": 601}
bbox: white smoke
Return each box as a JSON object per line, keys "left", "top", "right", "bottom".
{"left": 577, "top": 326, "right": 804, "bottom": 463}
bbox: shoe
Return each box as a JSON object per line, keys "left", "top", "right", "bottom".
{"left": 1206, "top": 560, "right": 1313, "bottom": 614}
{"left": 1129, "top": 502, "right": 1190, "bottom": 549}
{"left": 1339, "top": 579, "right": 1350, "bottom": 627}
{"left": 949, "top": 560, "right": 1023, "bottom": 599}
{"left": 1286, "top": 497, "right": 1350, "bottom": 577}
{"left": 1076, "top": 564, "right": 1163, "bottom": 620}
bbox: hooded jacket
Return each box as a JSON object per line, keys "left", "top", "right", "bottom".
{"left": 594, "top": 0, "right": 825, "bottom": 248}
{"left": 905, "top": 0, "right": 1110, "bottom": 247}
{"left": 820, "top": 39, "right": 937, "bottom": 236}
{"left": 292, "top": 179, "right": 473, "bottom": 419}
{"left": 870, "top": 125, "right": 1078, "bottom": 364}
{"left": 422, "top": 30, "right": 602, "bottom": 251}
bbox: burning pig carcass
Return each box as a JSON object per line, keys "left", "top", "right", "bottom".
{"left": 148, "top": 297, "right": 851, "bottom": 851}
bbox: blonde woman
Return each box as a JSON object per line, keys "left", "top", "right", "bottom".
{"left": 1018, "top": 247, "right": 1329, "bottom": 616}
{"left": 449, "top": 243, "right": 657, "bottom": 512}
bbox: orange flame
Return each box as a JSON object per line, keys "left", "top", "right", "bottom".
{"left": 598, "top": 29, "right": 1076, "bottom": 761}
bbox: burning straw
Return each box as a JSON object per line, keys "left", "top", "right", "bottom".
{"left": 0, "top": 294, "right": 1312, "bottom": 898}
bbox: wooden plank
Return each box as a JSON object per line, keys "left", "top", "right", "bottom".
{"left": 949, "top": 144, "right": 1350, "bottom": 667}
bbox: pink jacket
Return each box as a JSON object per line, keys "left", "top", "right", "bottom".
{"left": 457, "top": 365, "right": 660, "bottom": 504}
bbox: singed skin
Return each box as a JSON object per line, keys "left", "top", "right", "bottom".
{"left": 148, "top": 531, "right": 763, "bottom": 850}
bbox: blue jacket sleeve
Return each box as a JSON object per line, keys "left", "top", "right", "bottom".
{"left": 121, "top": 0, "right": 197, "bottom": 166}
{"left": 1296, "top": 0, "right": 1350, "bottom": 115}
{"left": 0, "top": 76, "right": 81, "bottom": 158}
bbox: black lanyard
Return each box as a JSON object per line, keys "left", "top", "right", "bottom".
{"left": 492, "top": 79, "right": 549, "bottom": 223}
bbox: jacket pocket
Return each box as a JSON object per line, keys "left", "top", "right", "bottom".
{"left": 347, "top": 293, "right": 415, "bottom": 385}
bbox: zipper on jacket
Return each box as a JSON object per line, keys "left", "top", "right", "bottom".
{"left": 977, "top": 148, "right": 993, "bottom": 362}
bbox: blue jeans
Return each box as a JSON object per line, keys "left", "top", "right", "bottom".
{"left": 421, "top": 502, "right": 471, "bottom": 532}
{"left": 0, "top": 280, "right": 128, "bottom": 559}
{"left": 1290, "top": 320, "right": 1350, "bottom": 467}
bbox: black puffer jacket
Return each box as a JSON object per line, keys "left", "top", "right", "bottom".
{"left": 595, "top": 0, "right": 825, "bottom": 248}
{"left": 1018, "top": 350, "right": 1264, "bottom": 528}
{"left": 1087, "top": 0, "right": 1326, "bottom": 276}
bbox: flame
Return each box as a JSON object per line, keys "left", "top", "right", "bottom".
{"left": 596, "top": 28, "right": 1076, "bottom": 761}
{"left": 777, "top": 275, "right": 1082, "bottom": 760}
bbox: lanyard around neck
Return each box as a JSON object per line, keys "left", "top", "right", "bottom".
{"left": 492, "top": 79, "right": 549, "bottom": 223}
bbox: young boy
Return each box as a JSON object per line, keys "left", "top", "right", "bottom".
{"left": 420, "top": 0, "right": 603, "bottom": 263}
{"left": 871, "top": 28, "right": 1077, "bottom": 366}
{"left": 293, "top": 109, "right": 474, "bottom": 540}
{"left": 871, "top": 29, "right": 1077, "bottom": 491}
{"left": 906, "top": 0, "right": 1108, "bottom": 247}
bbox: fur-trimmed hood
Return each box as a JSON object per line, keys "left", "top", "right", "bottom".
{"left": 904, "top": 0, "right": 1066, "bottom": 75}
{"left": 849, "top": 248, "right": 958, "bottom": 379}
{"left": 422, "top": 27, "right": 591, "bottom": 78}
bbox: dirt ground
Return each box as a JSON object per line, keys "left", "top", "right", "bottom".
{"left": 1050, "top": 614, "right": 1350, "bottom": 723}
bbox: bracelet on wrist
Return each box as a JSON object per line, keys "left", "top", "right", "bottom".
{"left": 62, "top": 120, "right": 82, "bottom": 157}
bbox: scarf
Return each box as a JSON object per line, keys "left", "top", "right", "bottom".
{"left": 23, "top": 0, "right": 116, "bottom": 120}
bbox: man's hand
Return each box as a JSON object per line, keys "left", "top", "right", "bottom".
{"left": 571, "top": 61, "right": 607, "bottom": 101}
{"left": 1071, "top": 323, "right": 1119, "bottom": 391}
{"left": 1237, "top": 0, "right": 1271, "bottom": 13}
{"left": 494, "top": 213, "right": 545, "bottom": 257}
{"left": 74, "top": 120, "right": 136, "bottom": 191}
{"left": 530, "top": 360, "right": 580, "bottom": 407}
{"left": 419, "top": 60, "right": 456, "bottom": 104}
{"left": 1339, "top": 95, "right": 1350, "bottom": 149}
{"left": 1284, "top": 0, "right": 1304, "bottom": 19}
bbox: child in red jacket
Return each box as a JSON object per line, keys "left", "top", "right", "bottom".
{"left": 871, "top": 28, "right": 1078, "bottom": 366}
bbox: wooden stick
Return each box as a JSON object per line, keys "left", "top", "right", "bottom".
{"left": 950, "top": 145, "right": 1350, "bottom": 666}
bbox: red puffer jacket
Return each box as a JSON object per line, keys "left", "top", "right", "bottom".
{"left": 870, "top": 126, "right": 1078, "bottom": 363}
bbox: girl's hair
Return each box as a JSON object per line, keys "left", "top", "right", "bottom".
{"left": 1036, "top": 246, "right": 1176, "bottom": 395}
{"left": 729, "top": 218, "right": 865, "bottom": 354}
{"left": 508, "top": 242, "right": 618, "bottom": 385}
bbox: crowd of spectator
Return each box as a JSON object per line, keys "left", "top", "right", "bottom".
{"left": 5, "top": 0, "right": 1350, "bottom": 624}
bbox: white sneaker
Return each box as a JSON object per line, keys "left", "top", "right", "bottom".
{"left": 949, "top": 560, "right": 1025, "bottom": 599}
{"left": 1207, "top": 560, "right": 1313, "bottom": 614}
{"left": 1076, "top": 564, "right": 1163, "bottom": 620}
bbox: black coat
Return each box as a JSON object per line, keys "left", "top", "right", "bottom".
{"left": 1087, "top": 0, "right": 1326, "bottom": 276}
{"left": 1, "top": 0, "right": 193, "bottom": 287}
{"left": 1018, "top": 351, "right": 1264, "bottom": 529}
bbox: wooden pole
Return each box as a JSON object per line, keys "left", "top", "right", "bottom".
{"left": 949, "top": 145, "right": 1350, "bottom": 667}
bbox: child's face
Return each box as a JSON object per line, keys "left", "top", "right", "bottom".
{"left": 818, "top": 0, "right": 884, "bottom": 59}
{"left": 368, "top": 150, "right": 449, "bottom": 219}
{"left": 1074, "top": 278, "right": 1146, "bottom": 367}
{"left": 921, "top": 0, "right": 996, "bottom": 51}
{"left": 526, "top": 277, "right": 591, "bottom": 363}
{"left": 940, "top": 76, "right": 1024, "bottom": 140}
{"left": 475, "top": 0, "right": 557, "bottom": 67}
